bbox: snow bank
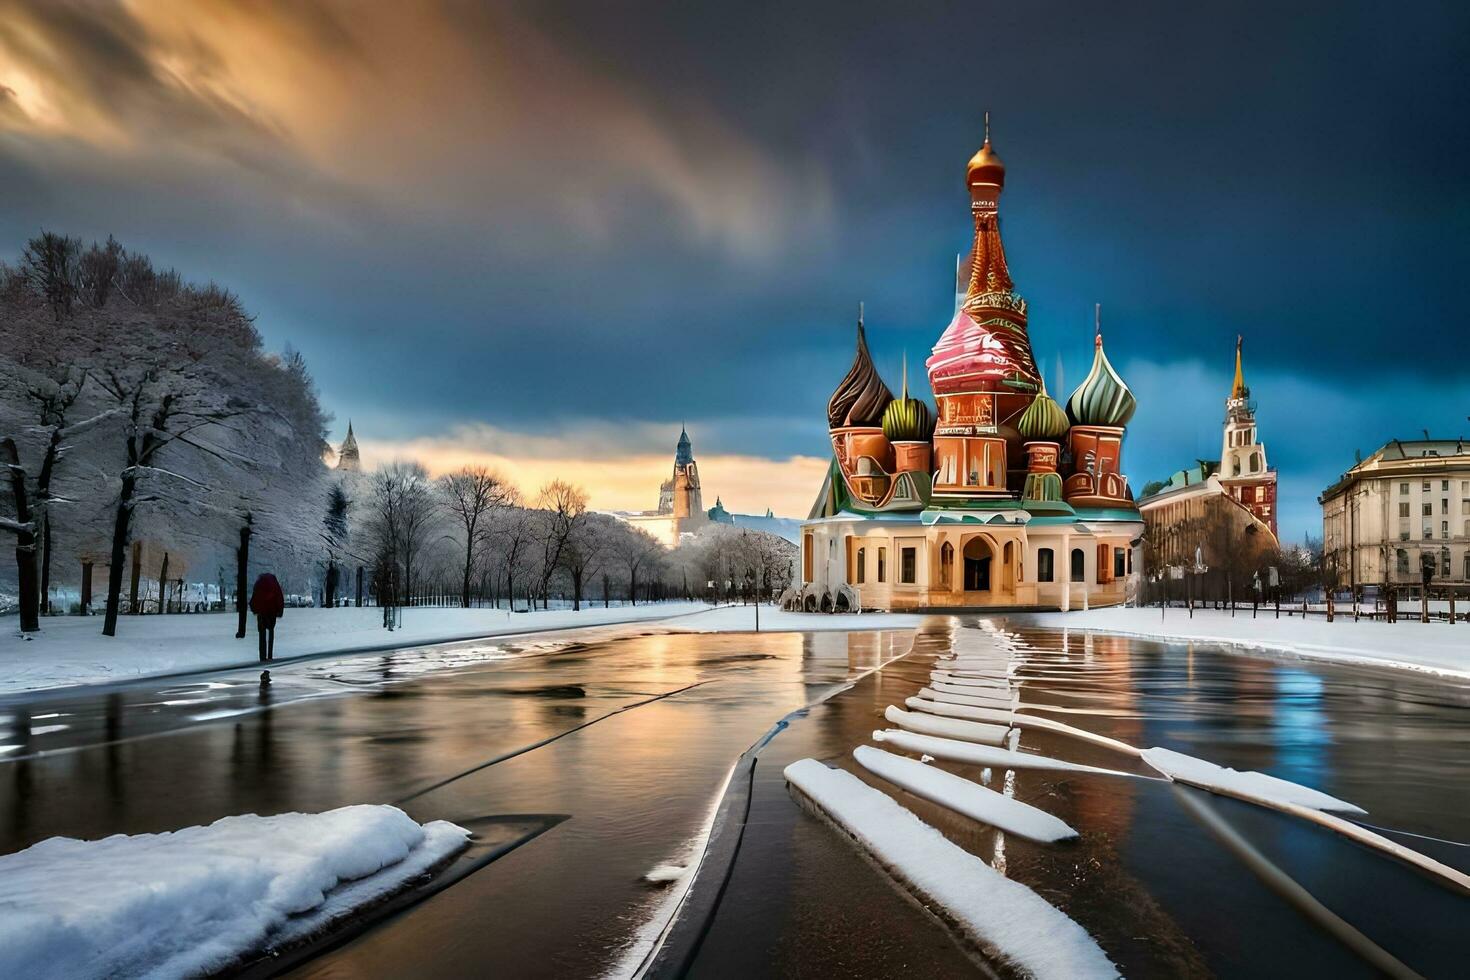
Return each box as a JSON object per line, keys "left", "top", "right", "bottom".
{"left": 884, "top": 705, "right": 1009, "bottom": 745}
{"left": 784, "top": 759, "right": 1117, "bottom": 978}
{"left": 918, "top": 686, "right": 1017, "bottom": 709}
{"left": 1011, "top": 608, "right": 1470, "bottom": 679}
{"left": 0, "top": 602, "right": 718, "bottom": 696}
{"left": 0, "top": 804, "right": 469, "bottom": 979}
{"left": 906, "top": 695, "right": 1013, "bottom": 725}
{"left": 1141, "top": 746, "right": 1364, "bottom": 814}
{"left": 854, "top": 747, "right": 1077, "bottom": 843}
{"left": 930, "top": 672, "right": 1012, "bottom": 690}
{"left": 873, "top": 730, "right": 1146, "bottom": 780}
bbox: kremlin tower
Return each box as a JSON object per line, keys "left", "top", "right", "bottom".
{"left": 1217, "top": 337, "right": 1277, "bottom": 537}
{"left": 797, "top": 120, "right": 1144, "bottom": 613}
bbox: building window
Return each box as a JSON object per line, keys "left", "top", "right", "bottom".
{"left": 1037, "top": 548, "right": 1055, "bottom": 583}
{"left": 1399, "top": 502, "right": 1410, "bottom": 518}
{"left": 900, "top": 547, "right": 917, "bottom": 584}
{"left": 1250, "top": 453, "right": 1261, "bottom": 473}
{"left": 940, "top": 542, "right": 954, "bottom": 587}
{"left": 1127, "top": 549, "right": 1134, "bottom": 573}
{"left": 1113, "top": 548, "right": 1126, "bottom": 578}
{"left": 1464, "top": 552, "right": 1470, "bottom": 580}
{"left": 1444, "top": 480, "right": 1451, "bottom": 491}
{"left": 1443, "top": 499, "right": 1450, "bottom": 514}
{"left": 1401, "top": 530, "right": 1411, "bottom": 541}
{"left": 1400, "top": 483, "right": 1410, "bottom": 494}
{"left": 855, "top": 547, "right": 866, "bottom": 585}
{"left": 1443, "top": 521, "right": 1450, "bottom": 536}
{"left": 1423, "top": 503, "right": 1434, "bottom": 517}
{"left": 1423, "top": 481, "right": 1431, "bottom": 492}
{"left": 1255, "top": 486, "right": 1266, "bottom": 502}
{"left": 1397, "top": 549, "right": 1409, "bottom": 575}
{"left": 1424, "top": 524, "right": 1434, "bottom": 539}
{"left": 1071, "top": 548, "right": 1085, "bottom": 582}
{"left": 877, "top": 547, "right": 886, "bottom": 583}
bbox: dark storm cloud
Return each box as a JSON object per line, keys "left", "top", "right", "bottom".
{"left": 0, "top": 0, "right": 1466, "bottom": 537}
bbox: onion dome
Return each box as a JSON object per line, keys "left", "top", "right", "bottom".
{"left": 1067, "top": 328, "right": 1136, "bottom": 427}
{"left": 1017, "top": 380, "right": 1069, "bottom": 440}
{"left": 881, "top": 353, "right": 934, "bottom": 442}
{"left": 966, "top": 111, "right": 1005, "bottom": 189}
{"left": 827, "top": 310, "right": 894, "bottom": 429}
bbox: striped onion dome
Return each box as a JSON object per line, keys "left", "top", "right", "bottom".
{"left": 1067, "top": 333, "right": 1136, "bottom": 427}
{"left": 1017, "top": 381, "right": 1069, "bottom": 440}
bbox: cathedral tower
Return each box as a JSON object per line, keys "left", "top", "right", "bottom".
{"left": 1217, "top": 337, "right": 1277, "bottom": 538}
{"left": 336, "top": 421, "right": 361, "bottom": 472}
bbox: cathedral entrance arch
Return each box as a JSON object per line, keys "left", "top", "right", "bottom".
{"left": 962, "top": 536, "right": 993, "bottom": 592}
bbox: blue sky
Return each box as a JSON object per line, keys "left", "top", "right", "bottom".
{"left": 1, "top": 1, "right": 1466, "bottom": 538}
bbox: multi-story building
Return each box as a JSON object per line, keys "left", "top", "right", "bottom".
{"left": 1217, "top": 338, "right": 1277, "bottom": 537}
{"left": 1320, "top": 439, "right": 1470, "bottom": 594}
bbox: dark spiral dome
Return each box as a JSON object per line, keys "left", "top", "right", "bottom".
{"left": 828, "top": 322, "right": 894, "bottom": 429}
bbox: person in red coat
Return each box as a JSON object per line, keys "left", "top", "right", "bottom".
{"left": 249, "top": 573, "right": 285, "bottom": 662}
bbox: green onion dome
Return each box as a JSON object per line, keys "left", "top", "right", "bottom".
{"left": 1066, "top": 333, "right": 1136, "bottom": 427}
{"left": 1022, "top": 471, "right": 1064, "bottom": 502}
{"left": 881, "top": 353, "right": 934, "bottom": 441}
{"left": 1016, "top": 382, "right": 1069, "bottom": 440}
{"left": 828, "top": 318, "right": 894, "bottom": 429}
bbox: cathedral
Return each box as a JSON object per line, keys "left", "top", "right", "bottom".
{"left": 793, "top": 122, "right": 1144, "bottom": 612}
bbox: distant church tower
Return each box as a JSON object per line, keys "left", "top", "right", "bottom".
{"left": 1217, "top": 338, "right": 1277, "bottom": 538}
{"left": 669, "top": 426, "right": 704, "bottom": 519}
{"left": 336, "top": 421, "right": 361, "bottom": 472}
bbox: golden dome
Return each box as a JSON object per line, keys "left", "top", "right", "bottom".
{"left": 966, "top": 111, "right": 1005, "bottom": 188}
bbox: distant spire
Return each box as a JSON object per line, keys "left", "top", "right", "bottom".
{"left": 984, "top": 109, "right": 991, "bottom": 145}
{"left": 858, "top": 300, "right": 865, "bottom": 331}
{"left": 901, "top": 350, "right": 909, "bottom": 399}
{"left": 1231, "top": 335, "right": 1247, "bottom": 399}
{"left": 1094, "top": 303, "right": 1102, "bottom": 347}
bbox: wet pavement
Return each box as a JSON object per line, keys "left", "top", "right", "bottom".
{"left": 1, "top": 616, "right": 1467, "bottom": 978}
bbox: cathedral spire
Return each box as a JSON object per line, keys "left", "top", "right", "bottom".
{"left": 1231, "top": 335, "right": 1248, "bottom": 400}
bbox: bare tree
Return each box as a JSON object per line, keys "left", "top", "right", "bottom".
{"left": 535, "top": 479, "right": 587, "bottom": 609}
{"left": 614, "top": 525, "right": 663, "bottom": 605}
{"left": 364, "top": 460, "right": 440, "bottom": 605}
{"left": 561, "top": 514, "right": 615, "bottom": 611}
{"left": 440, "top": 465, "right": 515, "bottom": 607}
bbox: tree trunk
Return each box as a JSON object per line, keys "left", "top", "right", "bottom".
{"left": 39, "top": 513, "right": 51, "bottom": 615}
{"left": 355, "top": 565, "right": 363, "bottom": 607}
{"left": 128, "top": 540, "right": 142, "bottom": 616}
{"left": 628, "top": 567, "right": 638, "bottom": 606}
{"left": 1, "top": 438, "right": 41, "bottom": 633}
{"left": 235, "top": 515, "right": 252, "bottom": 639}
{"left": 461, "top": 547, "right": 473, "bottom": 609}
{"left": 81, "top": 561, "right": 93, "bottom": 613}
{"left": 158, "top": 551, "right": 170, "bottom": 613}
{"left": 325, "top": 562, "right": 338, "bottom": 608}
{"left": 101, "top": 469, "right": 137, "bottom": 637}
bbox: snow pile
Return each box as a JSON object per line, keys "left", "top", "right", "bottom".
{"left": 906, "top": 695, "right": 1013, "bottom": 725}
{"left": 0, "top": 804, "right": 469, "bottom": 979}
{"left": 1012, "top": 607, "right": 1470, "bottom": 679}
{"left": 854, "top": 747, "right": 1077, "bottom": 842}
{"left": 1141, "top": 746, "right": 1365, "bottom": 814}
{"left": 784, "top": 759, "right": 1117, "bottom": 979}
{"left": 873, "top": 729, "right": 1144, "bottom": 780}
{"left": 918, "top": 686, "right": 1016, "bottom": 709}
{"left": 884, "top": 705, "right": 1009, "bottom": 746}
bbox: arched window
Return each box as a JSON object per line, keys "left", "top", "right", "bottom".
{"left": 1071, "top": 548, "right": 1085, "bottom": 582}
{"left": 1037, "top": 548, "right": 1055, "bottom": 583}
{"left": 939, "top": 542, "right": 954, "bottom": 587}
{"left": 877, "top": 547, "right": 887, "bottom": 583}
{"left": 1232, "top": 457, "right": 1242, "bottom": 476}
{"left": 1250, "top": 452, "right": 1261, "bottom": 473}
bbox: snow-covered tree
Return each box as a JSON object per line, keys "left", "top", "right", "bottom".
{"left": 439, "top": 465, "right": 515, "bottom": 608}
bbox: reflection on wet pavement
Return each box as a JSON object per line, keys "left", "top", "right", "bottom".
{"left": 1, "top": 618, "right": 1467, "bottom": 978}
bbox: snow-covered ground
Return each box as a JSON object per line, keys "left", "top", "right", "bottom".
{"left": 0, "top": 603, "right": 715, "bottom": 696}
{"left": 0, "top": 804, "right": 468, "bottom": 979}
{"left": 1012, "top": 608, "right": 1470, "bottom": 680}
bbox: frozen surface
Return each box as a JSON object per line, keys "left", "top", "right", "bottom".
{"left": 1013, "top": 608, "right": 1470, "bottom": 679}
{"left": 0, "top": 804, "right": 469, "bottom": 979}
{"left": 784, "top": 759, "right": 1118, "bottom": 979}
{"left": 884, "top": 705, "right": 1009, "bottom": 746}
{"left": 930, "top": 672, "right": 1012, "bottom": 690}
{"left": 1142, "top": 746, "right": 1365, "bottom": 814}
{"left": 873, "top": 729, "right": 1144, "bottom": 779}
{"left": 853, "top": 746, "right": 1077, "bottom": 842}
